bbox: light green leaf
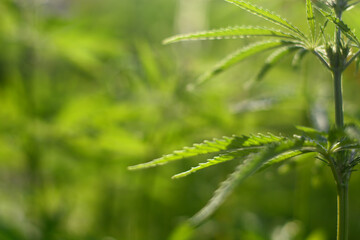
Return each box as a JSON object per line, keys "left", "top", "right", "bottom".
{"left": 128, "top": 136, "right": 234, "bottom": 170}
{"left": 190, "top": 139, "right": 311, "bottom": 225}
{"left": 296, "top": 125, "right": 326, "bottom": 135}
{"left": 242, "top": 133, "right": 284, "bottom": 146}
{"left": 255, "top": 46, "right": 299, "bottom": 81}
{"left": 163, "top": 26, "right": 300, "bottom": 44}
{"left": 306, "top": 0, "right": 316, "bottom": 41}
{"left": 129, "top": 133, "right": 284, "bottom": 170}
{"left": 296, "top": 125, "right": 327, "bottom": 140}
{"left": 292, "top": 48, "right": 308, "bottom": 68}
{"left": 172, "top": 147, "right": 261, "bottom": 179}
{"left": 259, "top": 149, "right": 304, "bottom": 168}
{"left": 225, "top": 0, "right": 306, "bottom": 39}
{"left": 173, "top": 133, "right": 296, "bottom": 178}
{"left": 260, "top": 139, "right": 319, "bottom": 170}
{"left": 168, "top": 222, "right": 195, "bottom": 240}
{"left": 316, "top": 7, "right": 360, "bottom": 45}
{"left": 192, "top": 40, "right": 294, "bottom": 87}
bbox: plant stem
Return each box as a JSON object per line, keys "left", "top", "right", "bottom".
{"left": 334, "top": 2, "right": 344, "bottom": 129}
{"left": 336, "top": 178, "right": 349, "bottom": 240}
{"left": 333, "top": 69, "right": 344, "bottom": 128}
{"left": 333, "top": 2, "right": 348, "bottom": 240}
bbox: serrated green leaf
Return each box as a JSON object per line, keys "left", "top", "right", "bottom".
{"left": 190, "top": 155, "right": 264, "bottom": 225}
{"left": 255, "top": 46, "right": 299, "bottom": 81}
{"left": 190, "top": 138, "right": 312, "bottom": 225}
{"left": 173, "top": 133, "right": 303, "bottom": 178}
{"left": 172, "top": 146, "right": 261, "bottom": 179}
{"left": 295, "top": 126, "right": 328, "bottom": 151}
{"left": 192, "top": 40, "right": 294, "bottom": 87}
{"left": 316, "top": 7, "right": 360, "bottom": 45}
{"left": 332, "top": 143, "right": 360, "bottom": 152}
{"left": 225, "top": 0, "right": 306, "bottom": 39}
{"left": 129, "top": 133, "right": 284, "bottom": 170}
{"left": 306, "top": 0, "right": 316, "bottom": 41}
{"left": 163, "top": 26, "right": 300, "bottom": 44}
{"left": 243, "top": 132, "right": 284, "bottom": 146}
{"left": 296, "top": 125, "right": 327, "bottom": 136}
{"left": 128, "top": 137, "right": 234, "bottom": 170}
{"left": 292, "top": 48, "right": 308, "bottom": 68}
{"left": 260, "top": 139, "right": 319, "bottom": 170}
{"left": 128, "top": 133, "right": 283, "bottom": 170}
{"left": 259, "top": 149, "right": 304, "bottom": 168}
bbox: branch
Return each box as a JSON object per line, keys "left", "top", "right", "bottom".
{"left": 313, "top": 50, "right": 331, "bottom": 70}
{"left": 343, "top": 49, "right": 360, "bottom": 69}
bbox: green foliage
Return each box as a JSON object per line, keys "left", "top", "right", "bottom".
{"left": 131, "top": 121, "right": 360, "bottom": 223}
{"left": 163, "top": 26, "right": 301, "bottom": 44}
{"left": 132, "top": 125, "right": 360, "bottom": 227}
{"left": 170, "top": 0, "right": 360, "bottom": 88}
{"left": 225, "top": 0, "right": 306, "bottom": 38}
{"left": 194, "top": 40, "right": 295, "bottom": 87}
{"left": 131, "top": 1, "right": 360, "bottom": 238}
{"left": 316, "top": 7, "right": 360, "bottom": 45}
{"left": 306, "top": 0, "right": 316, "bottom": 42}
{"left": 130, "top": 133, "right": 284, "bottom": 172}
{"left": 255, "top": 46, "right": 299, "bottom": 81}
{"left": 190, "top": 137, "right": 319, "bottom": 225}
{"left": 3, "top": 0, "right": 360, "bottom": 239}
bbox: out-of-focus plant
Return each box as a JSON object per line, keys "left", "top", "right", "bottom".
{"left": 130, "top": 1, "right": 360, "bottom": 239}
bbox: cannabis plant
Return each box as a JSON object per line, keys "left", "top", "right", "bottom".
{"left": 129, "top": 0, "right": 360, "bottom": 239}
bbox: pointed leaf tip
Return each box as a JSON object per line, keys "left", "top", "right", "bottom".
{"left": 306, "top": 0, "right": 316, "bottom": 41}
{"left": 224, "top": 0, "right": 306, "bottom": 39}
{"left": 195, "top": 40, "right": 294, "bottom": 86}
{"left": 162, "top": 26, "right": 301, "bottom": 44}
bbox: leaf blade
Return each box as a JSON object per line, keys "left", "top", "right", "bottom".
{"left": 128, "top": 133, "right": 284, "bottom": 170}
{"left": 316, "top": 7, "right": 360, "bottom": 45}
{"left": 255, "top": 46, "right": 299, "bottom": 81}
{"left": 163, "top": 26, "right": 301, "bottom": 44}
{"left": 191, "top": 40, "right": 295, "bottom": 87}
{"left": 306, "top": 0, "right": 316, "bottom": 41}
{"left": 128, "top": 137, "right": 234, "bottom": 170}
{"left": 190, "top": 138, "right": 311, "bottom": 225}
{"left": 292, "top": 48, "right": 308, "bottom": 68}
{"left": 225, "top": 0, "right": 306, "bottom": 39}
{"left": 171, "top": 146, "right": 261, "bottom": 179}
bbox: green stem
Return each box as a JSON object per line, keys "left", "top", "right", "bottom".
{"left": 333, "top": 69, "right": 344, "bottom": 128}
{"left": 336, "top": 180, "right": 349, "bottom": 240}
{"left": 333, "top": 2, "right": 348, "bottom": 240}
{"left": 334, "top": 2, "right": 344, "bottom": 129}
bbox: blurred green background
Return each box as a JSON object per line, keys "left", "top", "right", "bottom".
{"left": 1, "top": 0, "right": 360, "bottom": 239}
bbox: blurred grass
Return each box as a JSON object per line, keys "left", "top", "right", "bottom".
{"left": 1, "top": 0, "right": 360, "bottom": 239}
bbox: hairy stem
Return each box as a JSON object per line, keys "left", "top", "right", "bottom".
{"left": 333, "top": 69, "right": 344, "bottom": 128}
{"left": 334, "top": 1, "right": 344, "bottom": 128}
{"left": 333, "top": 2, "right": 348, "bottom": 240}
{"left": 337, "top": 182, "right": 349, "bottom": 240}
